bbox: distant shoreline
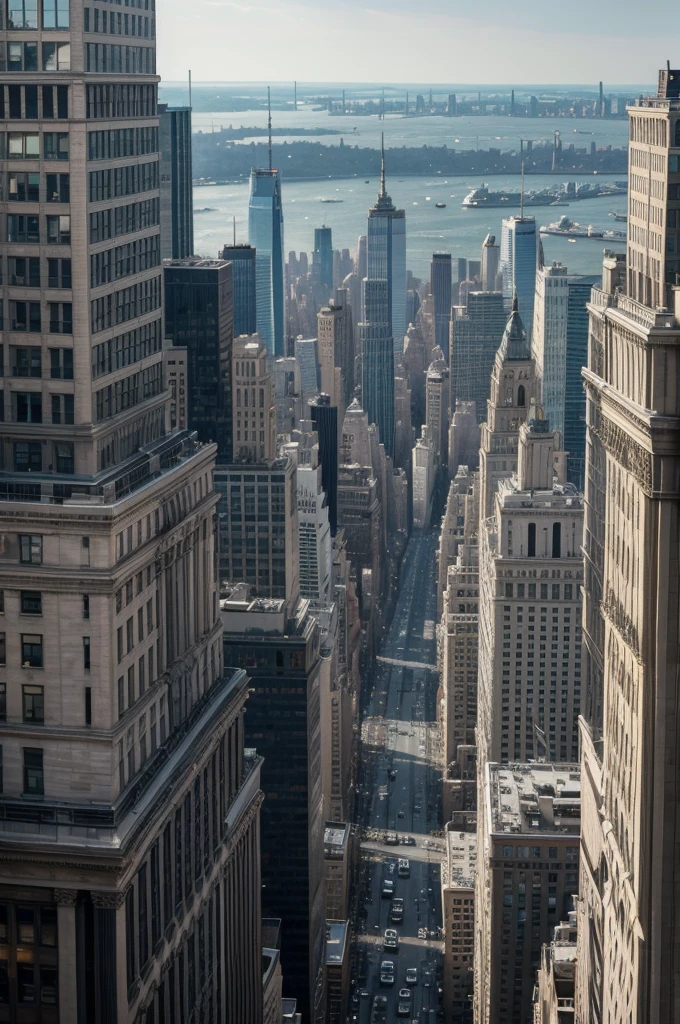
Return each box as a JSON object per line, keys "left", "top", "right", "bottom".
{"left": 195, "top": 170, "right": 629, "bottom": 187}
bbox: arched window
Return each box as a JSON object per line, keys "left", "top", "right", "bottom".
{"left": 552, "top": 522, "right": 561, "bottom": 558}
{"left": 517, "top": 385, "right": 526, "bottom": 407}
{"left": 528, "top": 522, "right": 536, "bottom": 557}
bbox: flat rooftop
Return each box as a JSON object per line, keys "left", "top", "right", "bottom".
{"left": 488, "top": 763, "right": 581, "bottom": 836}
{"left": 324, "top": 822, "right": 350, "bottom": 858}
{"left": 443, "top": 829, "right": 477, "bottom": 891}
{"left": 325, "top": 920, "right": 349, "bottom": 964}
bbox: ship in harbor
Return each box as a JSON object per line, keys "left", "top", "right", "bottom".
{"left": 462, "top": 180, "right": 627, "bottom": 209}
{"left": 539, "top": 215, "right": 626, "bottom": 242}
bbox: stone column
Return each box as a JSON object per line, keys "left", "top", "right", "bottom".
{"left": 91, "top": 891, "right": 125, "bottom": 1024}
{"left": 54, "top": 889, "right": 78, "bottom": 1023}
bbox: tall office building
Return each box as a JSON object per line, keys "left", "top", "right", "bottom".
{"left": 0, "top": 10, "right": 264, "bottom": 1019}
{"left": 481, "top": 233, "right": 500, "bottom": 291}
{"left": 475, "top": 764, "right": 581, "bottom": 1024}
{"left": 159, "top": 104, "right": 194, "bottom": 259}
{"left": 313, "top": 226, "right": 333, "bottom": 296}
{"left": 232, "top": 334, "right": 276, "bottom": 463}
{"left": 576, "top": 68, "right": 680, "bottom": 1024}
{"left": 222, "top": 242, "right": 257, "bottom": 336}
{"left": 564, "top": 275, "right": 598, "bottom": 489}
{"left": 431, "top": 252, "right": 452, "bottom": 357}
{"left": 450, "top": 292, "right": 507, "bottom": 424}
{"left": 477, "top": 407, "right": 584, "bottom": 766}
{"left": 425, "top": 348, "right": 449, "bottom": 463}
{"left": 309, "top": 395, "right": 339, "bottom": 535}
{"left": 364, "top": 140, "right": 406, "bottom": 359}
{"left": 500, "top": 215, "right": 537, "bottom": 338}
{"left": 164, "top": 257, "right": 234, "bottom": 460}
{"left": 295, "top": 336, "right": 320, "bottom": 412}
{"left": 292, "top": 426, "right": 333, "bottom": 604}
{"left": 249, "top": 163, "right": 285, "bottom": 356}
{"left": 360, "top": 319, "right": 394, "bottom": 458}
{"left": 317, "top": 298, "right": 354, "bottom": 408}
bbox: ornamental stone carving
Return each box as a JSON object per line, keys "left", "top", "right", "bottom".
{"left": 53, "top": 889, "right": 78, "bottom": 906}
{"left": 593, "top": 415, "right": 653, "bottom": 496}
{"left": 91, "top": 889, "right": 128, "bottom": 910}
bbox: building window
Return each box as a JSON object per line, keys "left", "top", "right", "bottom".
{"left": 42, "top": 0, "right": 69, "bottom": 29}
{"left": 83, "top": 637, "right": 91, "bottom": 671}
{"left": 552, "top": 522, "right": 561, "bottom": 558}
{"left": 22, "top": 685, "right": 44, "bottom": 723}
{"left": 14, "top": 442, "right": 42, "bottom": 473}
{"left": 46, "top": 214, "right": 70, "bottom": 243}
{"left": 0, "top": 634, "right": 5, "bottom": 667}
{"left": 21, "top": 634, "right": 43, "bottom": 668}
{"left": 49, "top": 347, "right": 73, "bottom": 380}
{"left": 11, "top": 346, "right": 41, "bottom": 377}
{"left": 20, "top": 591, "right": 42, "bottom": 615}
{"left": 0, "top": 685, "right": 6, "bottom": 722}
{"left": 53, "top": 442, "right": 74, "bottom": 474}
{"left": 85, "top": 687, "right": 92, "bottom": 726}
{"left": 83, "top": 595, "right": 90, "bottom": 619}
{"left": 19, "top": 535, "right": 42, "bottom": 564}
{"left": 23, "top": 748, "right": 44, "bottom": 796}
{"left": 48, "top": 302, "right": 72, "bottom": 335}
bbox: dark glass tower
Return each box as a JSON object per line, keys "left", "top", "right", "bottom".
{"left": 431, "top": 252, "right": 452, "bottom": 357}
{"left": 564, "top": 276, "right": 599, "bottom": 489}
{"left": 159, "top": 104, "right": 194, "bottom": 259}
{"left": 164, "top": 258, "right": 234, "bottom": 460}
{"left": 309, "top": 394, "right": 338, "bottom": 534}
{"left": 364, "top": 138, "right": 406, "bottom": 359}
{"left": 313, "top": 226, "right": 333, "bottom": 295}
{"left": 222, "top": 242, "right": 257, "bottom": 336}
{"left": 249, "top": 168, "right": 285, "bottom": 357}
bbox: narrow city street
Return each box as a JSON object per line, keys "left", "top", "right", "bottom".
{"left": 350, "top": 530, "right": 445, "bottom": 1024}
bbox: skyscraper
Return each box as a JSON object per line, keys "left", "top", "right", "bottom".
{"left": 248, "top": 127, "right": 285, "bottom": 355}
{"left": 309, "top": 394, "right": 339, "bottom": 535}
{"left": 564, "top": 275, "right": 598, "bottom": 488}
{"left": 576, "top": 67, "right": 680, "bottom": 1024}
{"left": 0, "top": 11, "right": 264, "bottom": 1021}
{"left": 481, "top": 233, "right": 500, "bottom": 291}
{"left": 431, "top": 252, "right": 452, "bottom": 356}
{"left": 364, "top": 138, "right": 406, "bottom": 359}
{"left": 232, "top": 334, "right": 276, "bottom": 463}
{"left": 164, "top": 257, "right": 234, "bottom": 460}
{"left": 450, "top": 291, "right": 507, "bottom": 424}
{"left": 313, "top": 226, "right": 334, "bottom": 296}
{"left": 222, "top": 242, "right": 257, "bottom": 336}
{"left": 360, "top": 319, "right": 395, "bottom": 458}
{"left": 500, "top": 215, "right": 537, "bottom": 337}
{"left": 159, "top": 104, "right": 194, "bottom": 259}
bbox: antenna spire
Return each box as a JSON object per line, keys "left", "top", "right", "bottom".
{"left": 267, "top": 86, "right": 273, "bottom": 172}
{"left": 380, "top": 132, "right": 386, "bottom": 198}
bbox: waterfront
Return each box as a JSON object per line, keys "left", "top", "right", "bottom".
{"left": 194, "top": 170, "right": 627, "bottom": 281}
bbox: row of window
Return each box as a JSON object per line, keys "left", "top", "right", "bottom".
{"left": 89, "top": 160, "right": 158, "bottom": 203}
{"left": 0, "top": 40, "right": 70, "bottom": 73}
{"left": 89, "top": 197, "right": 160, "bottom": 243}
{"left": 85, "top": 42, "right": 155, "bottom": 75}
{"left": 84, "top": 5, "right": 153, "bottom": 37}
{"left": 11, "top": 440, "right": 74, "bottom": 474}
{"left": 0, "top": 83, "right": 68, "bottom": 121}
{"left": 86, "top": 83, "right": 156, "bottom": 120}
{"left": 0, "top": 680, "right": 91, "bottom": 725}
{"left": 8, "top": 171, "right": 69, "bottom": 203}
{"left": 3, "top": 130, "right": 69, "bottom": 160}
{"left": 503, "top": 582, "right": 578, "bottom": 600}
{"left": 2, "top": 256, "right": 71, "bottom": 289}
{"left": 2, "top": 0, "right": 69, "bottom": 30}
{"left": 7, "top": 212, "right": 71, "bottom": 243}
{"left": 91, "top": 317, "right": 162, "bottom": 379}
{"left": 3, "top": 300, "right": 72, "bottom": 335}
{"left": 90, "top": 233, "right": 161, "bottom": 288}
{"left": 5, "top": 391, "right": 74, "bottom": 425}
{"left": 87, "top": 125, "right": 158, "bottom": 161}
{"left": 2, "top": 345, "right": 72, "bottom": 379}
{"left": 94, "top": 361, "right": 163, "bottom": 422}
{"left": 91, "top": 273, "right": 161, "bottom": 333}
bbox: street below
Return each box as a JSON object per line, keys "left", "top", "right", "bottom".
{"left": 350, "top": 530, "right": 445, "bottom": 1024}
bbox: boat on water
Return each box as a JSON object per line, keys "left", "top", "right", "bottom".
{"left": 540, "top": 215, "right": 626, "bottom": 241}
{"left": 610, "top": 211, "right": 627, "bottom": 222}
{"left": 435, "top": 202, "right": 446, "bottom": 208}
{"left": 320, "top": 198, "right": 343, "bottom": 203}
{"left": 462, "top": 180, "right": 626, "bottom": 210}
{"left": 194, "top": 207, "right": 217, "bottom": 214}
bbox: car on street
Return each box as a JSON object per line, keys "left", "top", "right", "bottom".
{"left": 385, "top": 832, "right": 400, "bottom": 845}
{"left": 405, "top": 967, "right": 418, "bottom": 985}
{"left": 397, "top": 988, "right": 412, "bottom": 1016}
{"left": 401, "top": 835, "right": 417, "bottom": 846}
{"left": 397, "top": 810, "right": 405, "bottom": 818}
{"left": 384, "top": 928, "right": 399, "bottom": 951}
{"left": 379, "top": 960, "right": 395, "bottom": 986}
{"left": 398, "top": 858, "right": 411, "bottom": 878}
{"left": 381, "top": 878, "right": 395, "bottom": 898}
{"left": 390, "top": 897, "right": 404, "bottom": 923}
{"left": 388, "top": 768, "right": 398, "bottom": 779}
{"left": 371, "top": 994, "right": 388, "bottom": 1024}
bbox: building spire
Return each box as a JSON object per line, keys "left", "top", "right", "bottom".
{"left": 267, "top": 85, "right": 272, "bottom": 172}
{"left": 380, "top": 132, "right": 387, "bottom": 199}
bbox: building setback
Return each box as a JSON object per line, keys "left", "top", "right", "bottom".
{"left": 222, "top": 243, "right": 258, "bottom": 337}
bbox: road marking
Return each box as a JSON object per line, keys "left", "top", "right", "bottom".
{"left": 376, "top": 655, "right": 438, "bottom": 671}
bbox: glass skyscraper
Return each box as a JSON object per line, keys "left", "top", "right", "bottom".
{"left": 364, "top": 145, "right": 406, "bottom": 359}
{"left": 248, "top": 168, "right": 285, "bottom": 356}
{"left": 222, "top": 243, "right": 257, "bottom": 336}
{"left": 159, "top": 104, "right": 194, "bottom": 259}
{"left": 500, "top": 216, "right": 537, "bottom": 340}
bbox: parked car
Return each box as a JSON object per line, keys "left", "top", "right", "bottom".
{"left": 405, "top": 967, "right": 418, "bottom": 985}
{"left": 384, "top": 928, "right": 399, "bottom": 951}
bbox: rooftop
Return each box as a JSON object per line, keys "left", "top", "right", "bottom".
{"left": 324, "top": 822, "right": 350, "bottom": 858}
{"left": 442, "top": 829, "right": 477, "bottom": 890}
{"left": 499, "top": 479, "right": 583, "bottom": 512}
{"left": 325, "top": 920, "right": 349, "bottom": 965}
{"left": 488, "top": 763, "right": 581, "bottom": 836}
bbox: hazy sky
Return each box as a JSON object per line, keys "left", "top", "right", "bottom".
{"left": 158, "top": 0, "right": 668, "bottom": 85}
